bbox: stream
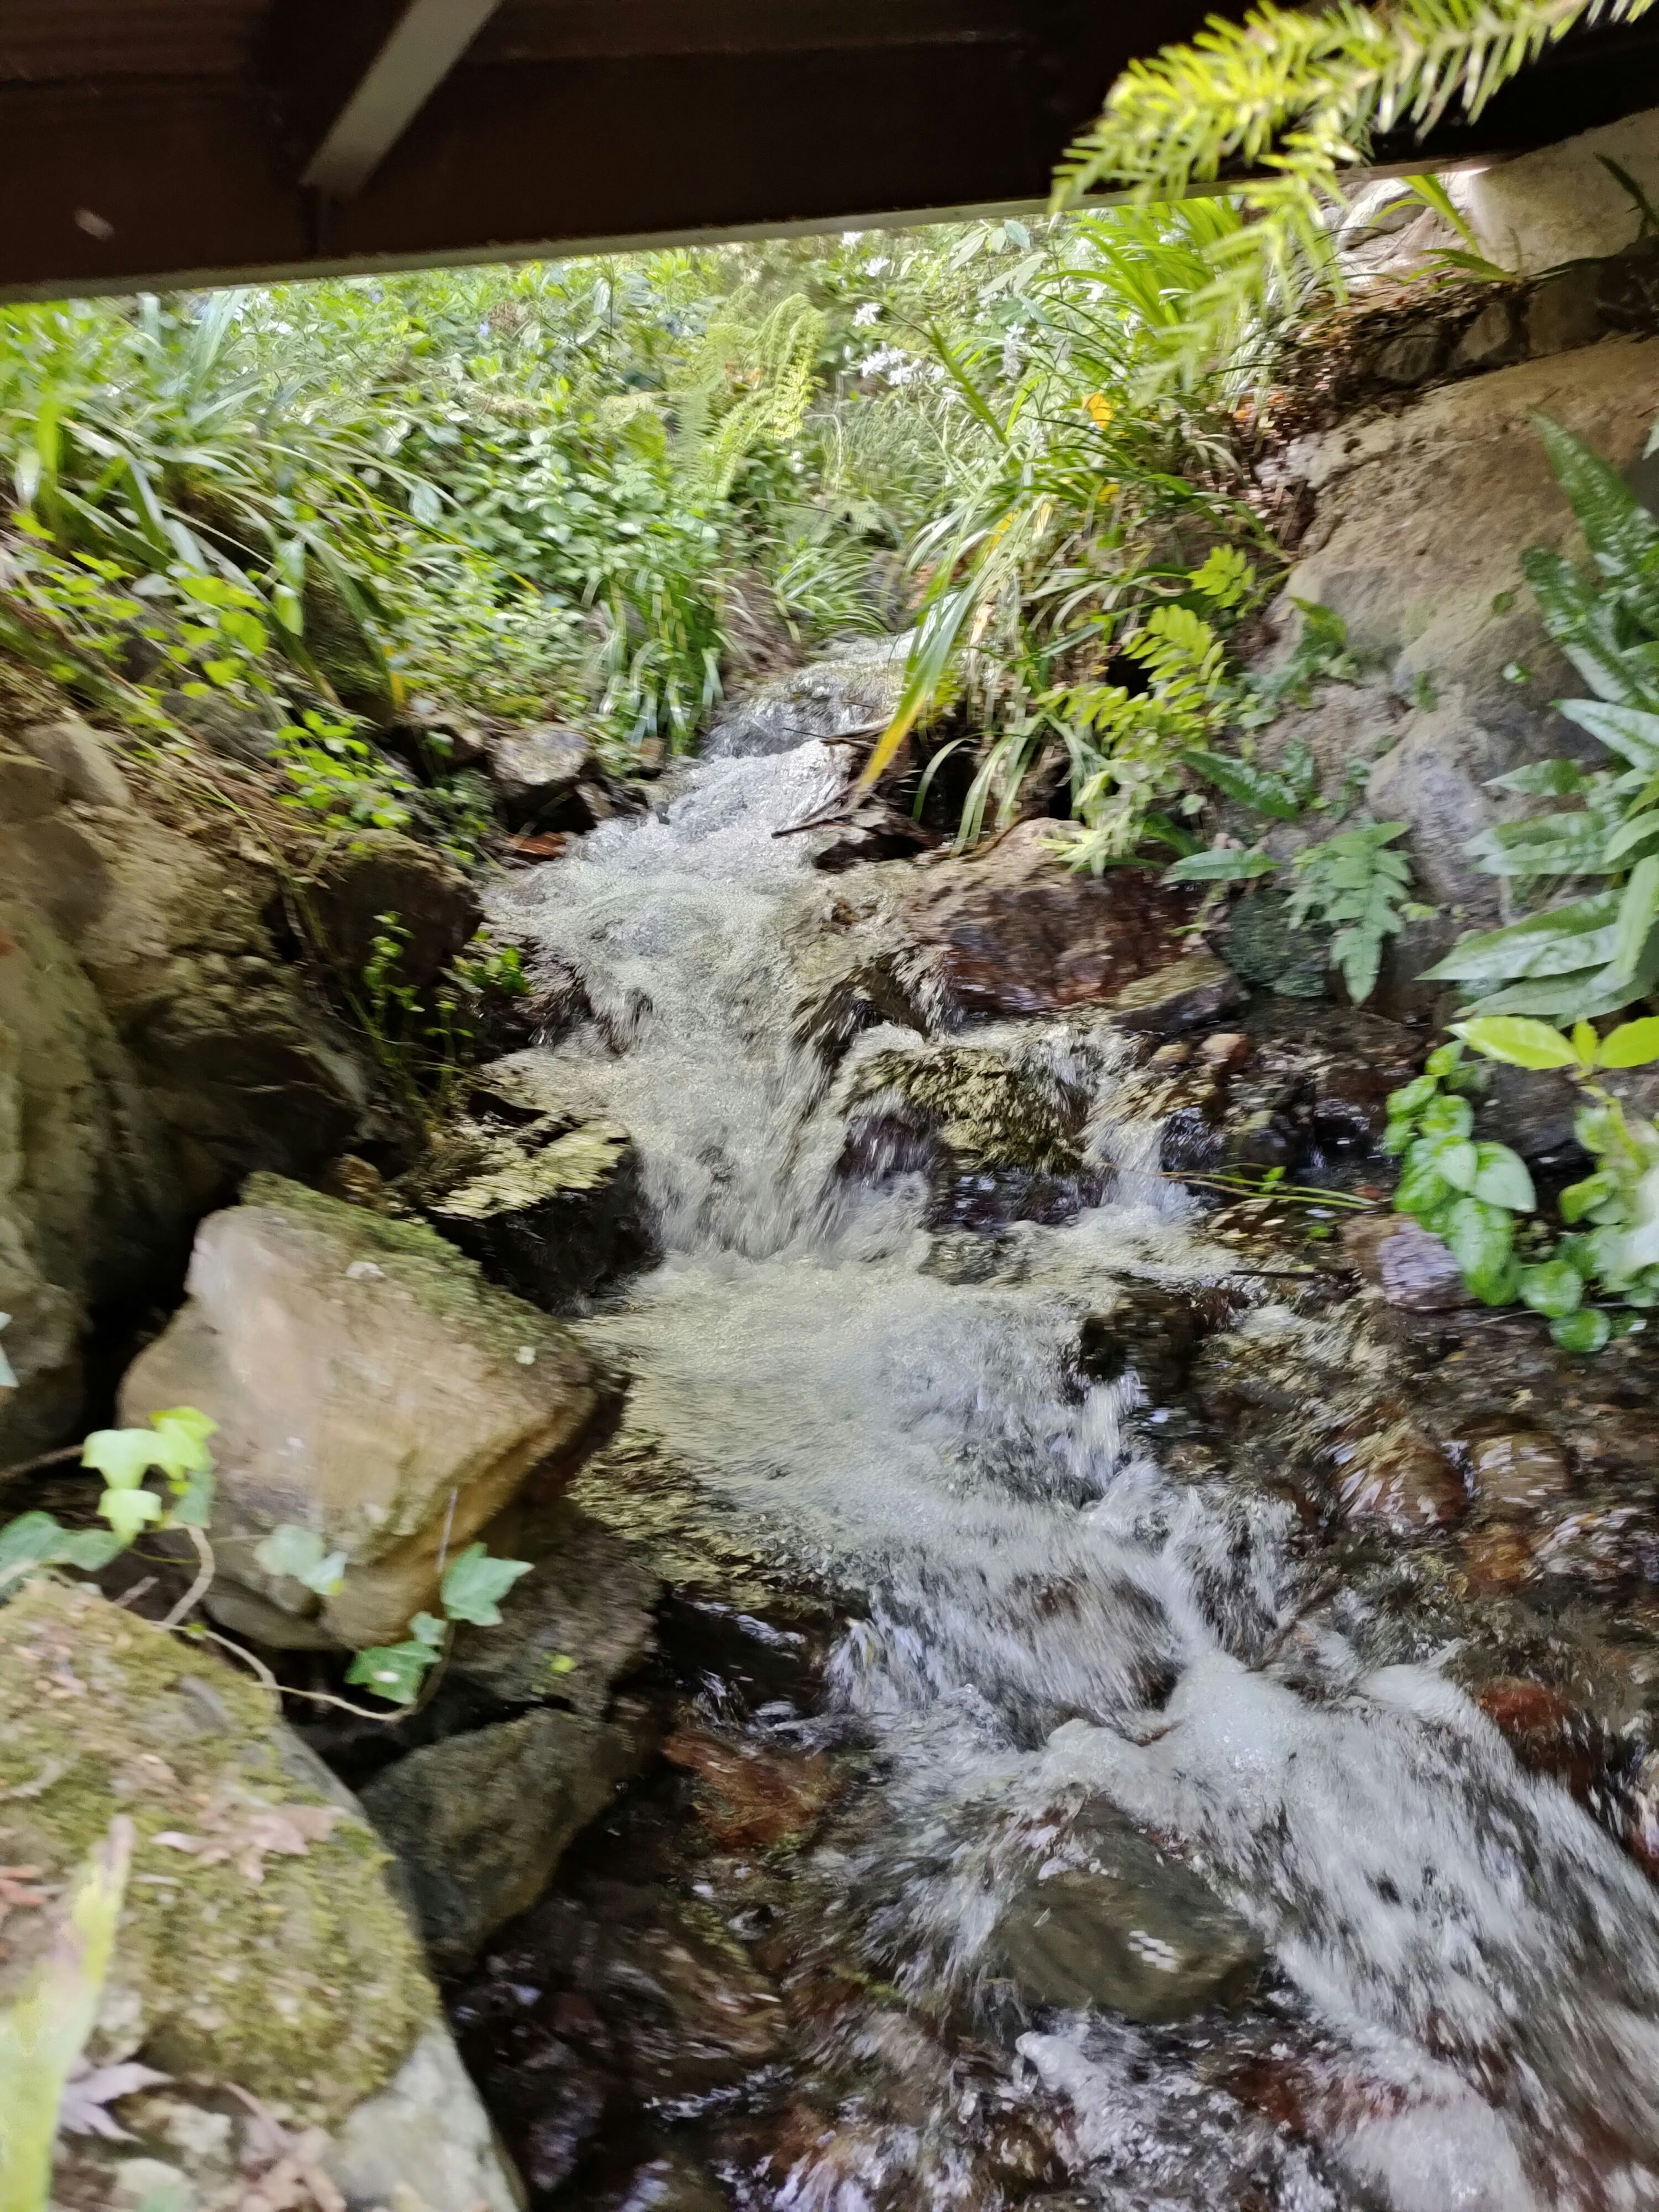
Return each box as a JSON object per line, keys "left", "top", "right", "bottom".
{"left": 459, "top": 726, "right": 1659, "bottom": 2212}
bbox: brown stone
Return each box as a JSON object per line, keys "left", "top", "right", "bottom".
{"left": 1331, "top": 1427, "right": 1465, "bottom": 1533}
{"left": 1341, "top": 1214, "right": 1474, "bottom": 1310}
{"left": 663, "top": 1727, "right": 837, "bottom": 1851}
{"left": 1475, "top": 1675, "right": 1596, "bottom": 1795}
{"left": 1468, "top": 1431, "right": 1573, "bottom": 1515}
{"left": 1461, "top": 1522, "right": 1535, "bottom": 1593}
{"left": 1198, "top": 1031, "right": 1252, "bottom": 1073}
{"left": 1104, "top": 950, "right": 1247, "bottom": 1037}
{"left": 299, "top": 828, "right": 481, "bottom": 989}
{"left": 903, "top": 822, "right": 1197, "bottom": 1017}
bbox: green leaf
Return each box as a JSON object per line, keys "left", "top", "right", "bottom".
{"left": 1419, "top": 1093, "right": 1474, "bottom": 1141}
{"left": 440, "top": 1543, "right": 533, "bottom": 1627}
{"left": 409, "top": 1611, "right": 447, "bottom": 1649}
{"left": 1469, "top": 1142, "right": 1535, "bottom": 1211}
{"left": 98, "top": 1487, "right": 162, "bottom": 1545}
{"left": 82, "top": 1430, "right": 165, "bottom": 1491}
{"left": 1162, "top": 846, "right": 1278, "bottom": 883}
{"left": 1385, "top": 1073, "right": 1439, "bottom": 1118}
{"left": 1421, "top": 895, "right": 1621, "bottom": 987}
{"left": 1487, "top": 759, "right": 1589, "bottom": 797}
{"left": 1534, "top": 412, "right": 1659, "bottom": 634}
{"left": 1551, "top": 1307, "right": 1612, "bottom": 1354}
{"left": 1182, "top": 747, "right": 1304, "bottom": 820}
{"left": 82, "top": 1409, "right": 217, "bottom": 1492}
{"left": 1560, "top": 1171, "right": 1618, "bottom": 1223}
{"left": 1597, "top": 1015, "right": 1659, "bottom": 1068}
{"left": 1518, "top": 1259, "right": 1584, "bottom": 1319}
{"left": 1611, "top": 856, "right": 1659, "bottom": 988}
{"left": 0, "top": 1510, "right": 122, "bottom": 1577}
{"left": 254, "top": 1523, "right": 348, "bottom": 1595}
{"left": 1452, "top": 1017, "right": 1579, "bottom": 1070}
{"left": 1441, "top": 1194, "right": 1515, "bottom": 1303}
{"left": 1394, "top": 1159, "right": 1453, "bottom": 1217}
{"left": 166, "top": 1467, "right": 216, "bottom": 1530}
{"left": 346, "top": 1640, "right": 439, "bottom": 1704}
{"left": 1463, "top": 809, "right": 1614, "bottom": 879}
{"left": 1430, "top": 1138, "right": 1479, "bottom": 1192}
{"left": 1557, "top": 698, "right": 1659, "bottom": 771}
{"left": 1424, "top": 1042, "right": 1464, "bottom": 1080}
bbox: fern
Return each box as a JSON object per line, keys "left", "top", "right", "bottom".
{"left": 1053, "top": 0, "right": 1659, "bottom": 387}
{"left": 1287, "top": 821, "right": 1415, "bottom": 1000}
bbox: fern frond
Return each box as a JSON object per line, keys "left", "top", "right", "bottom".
{"left": 1054, "top": 0, "right": 1659, "bottom": 388}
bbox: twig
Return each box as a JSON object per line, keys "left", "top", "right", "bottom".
{"left": 0, "top": 1443, "right": 85, "bottom": 1487}
{"left": 772, "top": 805, "right": 856, "bottom": 839}
{"left": 193, "top": 1627, "right": 402, "bottom": 1722}
{"left": 160, "top": 1524, "right": 216, "bottom": 1631}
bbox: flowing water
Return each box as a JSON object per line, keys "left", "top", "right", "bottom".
{"left": 480, "top": 732, "right": 1659, "bottom": 2212}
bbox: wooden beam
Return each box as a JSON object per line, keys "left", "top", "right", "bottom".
{"left": 301, "top": 0, "right": 505, "bottom": 200}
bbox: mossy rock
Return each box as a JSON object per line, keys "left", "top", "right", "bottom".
{"left": 0, "top": 1578, "right": 432, "bottom": 2123}
{"left": 1225, "top": 889, "right": 1329, "bottom": 998}
{"left": 849, "top": 1044, "right": 1086, "bottom": 1176}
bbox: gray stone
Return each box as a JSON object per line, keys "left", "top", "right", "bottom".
{"left": 1373, "top": 321, "right": 1449, "bottom": 387}
{"left": 994, "top": 1803, "right": 1263, "bottom": 2022}
{"left": 120, "top": 1176, "right": 621, "bottom": 1649}
{"left": 298, "top": 828, "right": 481, "bottom": 990}
{"left": 1342, "top": 1213, "right": 1474, "bottom": 1311}
{"left": 597, "top": 2154, "right": 731, "bottom": 2211}
{"left": 1105, "top": 951, "right": 1247, "bottom": 1036}
{"left": 449, "top": 1497, "right": 660, "bottom": 1719}
{"left": 1451, "top": 297, "right": 1524, "bottom": 373}
{"left": 487, "top": 722, "right": 601, "bottom": 827}
{"left": 362, "top": 1708, "right": 644, "bottom": 1971}
{"left": 324, "top": 2028, "right": 523, "bottom": 2212}
{"left": 1526, "top": 264, "right": 1607, "bottom": 358}
{"left": 704, "top": 636, "right": 911, "bottom": 756}
{"left": 0, "top": 730, "right": 371, "bottom": 1454}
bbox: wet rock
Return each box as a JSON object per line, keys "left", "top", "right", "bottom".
{"left": 0, "top": 1581, "right": 517, "bottom": 2211}
{"left": 1342, "top": 1214, "right": 1473, "bottom": 1310}
{"left": 119, "top": 1175, "right": 621, "bottom": 1649}
{"left": 1225, "top": 889, "right": 1328, "bottom": 998}
{"left": 704, "top": 637, "right": 909, "bottom": 757}
{"left": 1374, "top": 320, "right": 1449, "bottom": 386}
{"left": 596, "top": 2153, "right": 731, "bottom": 2210}
{"left": 1103, "top": 950, "right": 1247, "bottom": 1038}
{"left": 1469, "top": 1431, "right": 1574, "bottom": 1514}
{"left": 600, "top": 1897, "right": 787, "bottom": 2097}
{"left": 0, "top": 728, "right": 370, "bottom": 1452}
{"left": 398, "top": 1078, "right": 652, "bottom": 1312}
{"left": 842, "top": 1037, "right": 1094, "bottom": 1227}
{"left": 1475, "top": 1675, "right": 1597, "bottom": 1794}
{"left": 663, "top": 1727, "right": 838, "bottom": 1851}
{"left": 1626, "top": 1748, "right": 1659, "bottom": 1874}
{"left": 296, "top": 828, "right": 482, "bottom": 990}
{"left": 992, "top": 1803, "right": 1263, "bottom": 2022}
{"left": 448, "top": 1497, "right": 660, "bottom": 1720}
{"left": 1531, "top": 1503, "right": 1659, "bottom": 1587}
{"left": 363, "top": 1710, "right": 647, "bottom": 1973}
{"left": 901, "top": 821, "right": 1197, "bottom": 1018}
{"left": 1332, "top": 1425, "right": 1465, "bottom": 1533}
{"left": 486, "top": 722, "right": 601, "bottom": 828}
{"left": 1461, "top": 1521, "right": 1536, "bottom": 1592}
{"left": 1478, "top": 1061, "right": 1581, "bottom": 1160}
{"left": 1199, "top": 1031, "right": 1253, "bottom": 1074}
{"left": 1077, "top": 1287, "right": 1205, "bottom": 1403}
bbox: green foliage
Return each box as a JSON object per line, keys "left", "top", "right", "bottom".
{"left": 253, "top": 1524, "right": 348, "bottom": 1596}
{"left": 1052, "top": 0, "right": 1658, "bottom": 391}
{"left": 80, "top": 1409, "right": 217, "bottom": 1548}
{"left": 1423, "top": 415, "right": 1659, "bottom": 1020}
{"left": 1385, "top": 1025, "right": 1659, "bottom": 1346}
{"left": 346, "top": 1543, "right": 531, "bottom": 1704}
{"left": 0, "top": 1818, "right": 132, "bottom": 2212}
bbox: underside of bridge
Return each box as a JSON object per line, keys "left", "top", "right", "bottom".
{"left": 7, "top": 0, "right": 1659, "bottom": 301}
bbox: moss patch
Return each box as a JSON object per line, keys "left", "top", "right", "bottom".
{"left": 0, "top": 1579, "right": 431, "bottom": 2124}
{"left": 849, "top": 1044, "right": 1086, "bottom": 1175}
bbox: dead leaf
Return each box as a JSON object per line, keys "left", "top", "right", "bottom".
{"left": 154, "top": 1799, "right": 346, "bottom": 1885}
{"left": 59, "top": 2058, "right": 172, "bottom": 2139}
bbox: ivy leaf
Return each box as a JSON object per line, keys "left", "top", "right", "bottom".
{"left": 254, "top": 1524, "right": 348, "bottom": 1595}
{"left": 1518, "top": 1260, "right": 1584, "bottom": 1319}
{"left": 165, "top": 1468, "right": 216, "bottom": 1531}
{"left": 82, "top": 1409, "right": 217, "bottom": 1492}
{"left": 1597, "top": 1015, "right": 1659, "bottom": 1068}
{"left": 99, "top": 1488, "right": 163, "bottom": 1545}
{"left": 440, "top": 1543, "right": 532, "bottom": 1627}
{"left": 1560, "top": 1170, "right": 1618, "bottom": 1223}
{"left": 0, "top": 1511, "right": 123, "bottom": 1576}
{"left": 409, "top": 1611, "right": 447, "bottom": 1649}
{"left": 346, "top": 1640, "right": 439, "bottom": 1704}
{"left": 1551, "top": 1307, "right": 1612, "bottom": 1354}
{"left": 1469, "top": 1143, "right": 1535, "bottom": 1211}
{"left": 1452, "top": 1017, "right": 1579, "bottom": 1070}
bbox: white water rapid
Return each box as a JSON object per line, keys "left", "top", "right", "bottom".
{"left": 489, "top": 734, "right": 1659, "bottom": 2212}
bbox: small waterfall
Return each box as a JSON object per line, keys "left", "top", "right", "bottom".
{"left": 488, "top": 735, "right": 1659, "bottom": 2212}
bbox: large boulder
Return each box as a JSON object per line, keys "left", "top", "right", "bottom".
{"left": 704, "top": 636, "right": 910, "bottom": 757}
{"left": 1, "top": 1578, "right": 518, "bottom": 2212}
{"left": 296, "top": 827, "right": 481, "bottom": 990}
{"left": 0, "top": 719, "right": 370, "bottom": 1456}
{"left": 118, "top": 1174, "right": 623, "bottom": 1649}
{"left": 899, "top": 820, "right": 1198, "bottom": 1018}
{"left": 1260, "top": 334, "right": 1659, "bottom": 909}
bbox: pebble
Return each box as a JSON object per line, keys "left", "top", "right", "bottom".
{"left": 1469, "top": 1433, "right": 1573, "bottom": 1514}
